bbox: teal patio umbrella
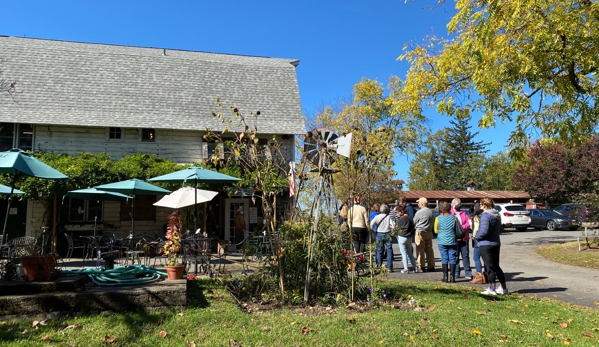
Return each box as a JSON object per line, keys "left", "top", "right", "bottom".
{"left": 94, "top": 179, "right": 170, "bottom": 238}
{"left": 149, "top": 167, "right": 240, "bottom": 232}
{"left": 0, "top": 184, "right": 24, "bottom": 195}
{"left": 63, "top": 188, "right": 131, "bottom": 237}
{"left": 0, "top": 149, "right": 68, "bottom": 242}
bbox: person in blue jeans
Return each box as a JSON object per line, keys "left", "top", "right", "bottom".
{"left": 394, "top": 205, "right": 418, "bottom": 273}
{"left": 451, "top": 198, "right": 473, "bottom": 280}
{"left": 434, "top": 201, "right": 459, "bottom": 282}
{"left": 370, "top": 204, "right": 394, "bottom": 272}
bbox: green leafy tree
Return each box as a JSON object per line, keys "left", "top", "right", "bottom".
{"left": 440, "top": 115, "right": 490, "bottom": 189}
{"left": 315, "top": 78, "right": 427, "bottom": 204}
{"left": 408, "top": 130, "right": 448, "bottom": 190}
{"left": 478, "top": 152, "right": 518, "bottom": 191}
{"left": 398, "top": 0, "right": 599, "bottom": 158}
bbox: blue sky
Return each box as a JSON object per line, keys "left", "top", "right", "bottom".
{"left": 1, "top": 1, "right": 514, "bottom": 184}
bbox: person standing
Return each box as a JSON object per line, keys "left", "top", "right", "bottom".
{"left": 349, "top": 195, "right": 370, "bottom": 254}
{"left": 395, "top": 205, "right": 418, "bottom": 273}
{"left": 233, "top": 207, "right": 246, "bottom": 244}
{"left": 398, "top": 197, "right": 416, "bottom": 218}
{"left": 369, "top": 203, "right": 381, "bottom": 243}
{"left": 434, "top": 201, "right": 458, "bottom": 282}
{"left": 475, "top": 198, "right": 508, "bottom": 295}
{"left": 413, "top": 197, "right": 435, "bottom": 272}
{"left": 371, "top": 204, "right": 394, "bottom": 272}
{"left": 451, "top": 198, "right": 473, "bottom": 280}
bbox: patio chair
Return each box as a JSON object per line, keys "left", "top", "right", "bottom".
{"left": 184, "top": 237, "right": 213, "bottom": 275}
{"left": 64, "top": 233, "right": 86, "bottom": 260}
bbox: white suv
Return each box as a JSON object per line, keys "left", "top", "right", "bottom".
{"left": 494, "top": 203, "right": 531, "bottom": 232}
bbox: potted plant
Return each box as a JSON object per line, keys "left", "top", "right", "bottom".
{"left": 13, "top": 236, "right": 58, "bottom": 281}
{"left": 163, "top": 211, "right": 185, "bottom": 280}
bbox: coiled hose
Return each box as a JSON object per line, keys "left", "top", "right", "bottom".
{"left": 62, "top": 265, "right": 168, "bottom": 287}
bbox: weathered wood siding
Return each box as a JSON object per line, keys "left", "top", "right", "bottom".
{"left": 26, "top": 125, "right": 297, "bottom": 239}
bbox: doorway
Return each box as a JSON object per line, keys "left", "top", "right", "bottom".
{"left": 224, "top": 198, "right": 248, "bottom": 243}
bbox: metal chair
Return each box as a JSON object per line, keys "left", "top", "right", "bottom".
{"left": 184, "top": 237, "right": 213, "bottom": 275}
{"left": 64, "top": 233, "right": 86, "bottom": 260}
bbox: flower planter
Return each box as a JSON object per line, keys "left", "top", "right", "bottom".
{"left": 21, "top": 255, "right": 56, "bottom": 281}
{"left": 165, "top": 265, "right": 185, "bottom": 280}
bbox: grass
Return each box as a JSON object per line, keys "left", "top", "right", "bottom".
{"left": 2, "top": 278, "right": 599, "bottom": 346}
{"left": 537, "top": 240, "right": 599, "bottom": 270}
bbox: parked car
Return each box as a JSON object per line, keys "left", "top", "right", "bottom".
{"left": 494, "top": 203, "right": 531, "bottom": 231}
{"left": 527, "top": 209, "right": 579, "bottom": 231}
{"left": 553, "top": 203, "right": 593, "bottom": 222}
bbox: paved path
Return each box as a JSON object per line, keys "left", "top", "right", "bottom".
{"left": 387, "top": 228, "right": 599, "bottom": 308}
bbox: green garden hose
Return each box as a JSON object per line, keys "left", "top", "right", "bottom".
{"left": 62, "top": 265, "right": 169, "bottom": 287}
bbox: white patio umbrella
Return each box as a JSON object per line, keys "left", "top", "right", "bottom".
{"left": 153, "top": 187, "right": 218, "bottom": 234}
{"left": 154, "top": 187, "right": 218, "bottom": 209}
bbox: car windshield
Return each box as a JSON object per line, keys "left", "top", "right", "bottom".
{"left": 552, "top": 210, "right": 565, "bottom": 216}
{"left": 542, "top": 210, "right": 559, "bottom": 216}
{"left": 504, "top": 205, "right": 527, "bottom": 211}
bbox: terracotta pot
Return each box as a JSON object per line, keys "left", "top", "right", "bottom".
{"left": 21, "top": 255, "right": 56, "bottom": 281}
{"left": 165, "top": 265, "right": 185, "bottom": 280}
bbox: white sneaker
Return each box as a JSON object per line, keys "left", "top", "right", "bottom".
{"left": 480, "top": 288, "right": 497, "bottom": 296}
{"left": 496, "top": 286, "right": 509, "bottom": 295}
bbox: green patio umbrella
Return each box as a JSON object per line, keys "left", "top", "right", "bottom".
{"left": 149, "top": 167, "right": 240, "bottom": 232}
{"left": 0, "top": 184, "right": 24, "bottom": 195}
{"left": 63, "top": 188, "right": 131, "bottom": 237}
{"left": 94, "top": 179, "right": 170, "bottom": 238}
{"left": 0, "top": 148, "right": 68, "bottom": 242}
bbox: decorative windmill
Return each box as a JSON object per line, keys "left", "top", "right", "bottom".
{"left": 302, "top": 126, "right": 352, "bottom": 302}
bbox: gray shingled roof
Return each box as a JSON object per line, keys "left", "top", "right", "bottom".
{"left": 0, "top": 36, "right": 306, "bottom": 134}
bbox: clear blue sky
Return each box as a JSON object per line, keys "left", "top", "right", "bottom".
{"left": 1, "top": 0, "right": 514, "bottom": 185}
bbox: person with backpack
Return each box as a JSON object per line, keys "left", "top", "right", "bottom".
{"left": 451, "top": 198, "right": 473, "bottom": 280}
{"left": 370, "top": 204, "right": 394, "bottom": 272}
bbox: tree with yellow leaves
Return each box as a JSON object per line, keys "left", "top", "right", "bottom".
{"left": 315, "top": 78, "right": 427, "bottom": 205}
{"left": 399, "top": 0, "right": 599, "bottom": 158}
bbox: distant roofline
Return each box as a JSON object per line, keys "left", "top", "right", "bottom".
{"left": 0, "top": 35, "right": 300, "bottom": 65}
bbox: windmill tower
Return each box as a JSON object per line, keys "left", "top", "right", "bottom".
{"left": 302, "top": 126, "right": 352, "bottom": 301}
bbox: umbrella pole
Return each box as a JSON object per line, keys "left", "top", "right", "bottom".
{"left": 131, "top": 195, "right": 135, "bottom": 239}
{"left": 194, "top": 179, "right": 198, "bottom": 232}
{"left": 94, "top": 215, "right": 98, "bottom": 237}
{"left": 1, "top": 174, "right": 17, "bottom": 243}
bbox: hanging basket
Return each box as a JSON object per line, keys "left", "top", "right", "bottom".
{"left": 21, "top": 254, "right": 56, "bottom": 281}
{"left": 165, "top": 265, "right": 185, "bottom": 280}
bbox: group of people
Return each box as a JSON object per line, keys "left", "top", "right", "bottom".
{"left": 338, "top": 195, "right": 507, "bottom": 296}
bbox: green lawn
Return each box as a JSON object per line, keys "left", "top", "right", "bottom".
{"left": 537, "top": 240, "right": 599, "bottom": 270}
{"left": 2, "top": 278, "right": 599, "bottom": 346}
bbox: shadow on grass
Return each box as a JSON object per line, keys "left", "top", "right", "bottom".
{"left": 516, "top": 287, "right": 568, "bottom": 294}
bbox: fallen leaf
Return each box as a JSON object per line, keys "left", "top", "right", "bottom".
{"left": 63, "top": 324, "right": 82, "bottom": 331}
{"left": 582, "top": 331, "right": 595, "bottom": 338}
{"left": 432, "top": 328, "right": 438, "bottom": 333}
{"left": 546, "top": 333, "right": 555, "bottom": 339}
{"left": 428, "top": 306, "right": 436, "bottom": 312}
{"left": 32, "top": 321, "right": 40, "bottom": 328}
{"left": 472, "top": 329, "right": 482, "bottom": 335}
{"left": 229, "top": 340, "right": 240, "bottom": 347}
{"left": 301, "top": 326, "right": 312, "bottom": 335}
{"left": 21, "top": 329, "right": 27, "bottom": 334}
{"left": 403, "top": 332, "right": 409, "bottom": 337}
{"left": 508, "top": 320, "right": 523, "bottom": 324}
{"left": 262, "top": 326, "right": 271, "bottom": 332}
{"left": 41, "top": 334, "right": 51, "bottom": 340}
{"left": 560, "top": 322, "right": 568, "bottom": 329}
{"left": 178, "top": 312, "right": 185, "bottom": 316}
{"left": 378, "top": 338, "right": 386, "bottom": 344}
{"left": 431, "top": 334, "right": 439, "bottom": 339}
{"left": 104, "top": 335, "right": 117, "bottom": 344}
{"left": 187, "top": 341, "right": 196, "bottom": 347}
{"left": 564, "top": 340, "right": 571, "bottom": 345}
{"left": 40, "top": 320, "right": 47, "bottom": 326}
{"left": 159, "top": 330, "right": 168, "bottom": 338}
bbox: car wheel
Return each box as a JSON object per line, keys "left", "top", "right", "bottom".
{"left": 546, "top": 220, "right": 557, "bottom": 231}
{"left": 516, "top": 227, "right": 528, "bottom": 232}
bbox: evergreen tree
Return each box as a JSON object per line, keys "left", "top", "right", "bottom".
{"left": 440, "top": 116, "right": 489, "bottom": 190}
